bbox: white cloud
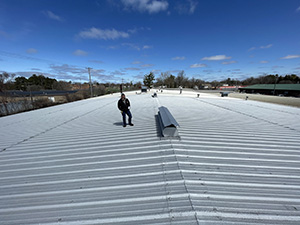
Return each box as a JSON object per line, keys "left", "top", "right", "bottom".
{"left": 50, "top": 64, "right": 86, "bottom": 75}
{"left": 43, "top": 11, "right": 63, "bottom": 21}
{"left": 151, "top": 69, "right": 161, "bottom": 73}
{"left": 167, "top": 69, "right": 182, "bottom": 74}
{"left": 79, "top": 27, "right": 130, "bottom": 40}
{"left": 132, "top": 74, "right": 144, "bottom": 80}
{"left": 132, "top": 61, "right": 142, "bottom": 64}
{"left": 123, "top": 43, "right": 141, "bottom": 50}
{"left": 111, "top": 70, "right": 126, "bottom": 76}
{"left": 140, "top": 64, "right": 154, "bottom": 67}
{"left": 89, "top": 60, "right": 103, "bottom": 64}
{"left": 260, "top": 60, "right": 269, "bottom": 64}
{"left": 280, "top": 55, "right": 300, "bottom": 59}
{"left": 143, "top": 45, "right": 152, "bottom": 49}
{"left": 49, "top": 64, "right": 114, "bottom": 82}
{"left": 26, "top": 48, "right": 38, "bottom": 54}
{"left": 297, "top": 6, "right": 300, "bottom": 12}
{"left": 121, "top": 0, "right": 169, "bottom": 14}
{"left": 222, "top": 60, "right": 237, "bottom": 65}
{"left": 107, "top": 45, "right": 119, "bottom": 50}
{"left": 125, "top": 67, "right": 141, "bottom": 71}
{"left": 122, "top": 43, "right": 152, "bottom": 51}
{"left": 260, "top": 44, "right": 272, "bottom": 49}
{"left": 190, "top": 63, "right": 207, "bottom": 68}
{"left": 73, "top": 49, "right": 88, "bottom": 56}
{"left": 203, "top": 69, "right": 214, "bottom": 74}
{"left": 272, "top": 65, "right": 284, "bottom": 69}
{"left": 172, "top": 56, "right": 185, "bottom": 60}
{"left": 92, "top": 69, "right": 110, "bottom": 78}
{"left": 248, "top": 44, "right": 272, "bottom": 51}
{"left": 231, "top": 71, "right": 243, "bottom": 75}
{"left": 202, "top": 55, "right": 231, "bottom": 61}
{"left": 176, "top": 0, "right": 198, "bottom": 14}
{"left": 188, "top": 0, "right": 198, "bottom": 14}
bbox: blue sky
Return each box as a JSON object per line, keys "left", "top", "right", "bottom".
{"left": 0, "top": 0, "right": 300, "bottom": 83}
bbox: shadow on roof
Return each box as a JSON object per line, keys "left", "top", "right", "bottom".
{"left": 113, "top": 122, "right": 124, "bottom": 126}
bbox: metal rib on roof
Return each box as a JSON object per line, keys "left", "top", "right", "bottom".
{"left": 0, "top": 90, "right": 300, "bottom": 224}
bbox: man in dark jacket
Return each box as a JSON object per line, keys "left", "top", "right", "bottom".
{"left": 118, "top": 93, "right": 134, "bottom": 127}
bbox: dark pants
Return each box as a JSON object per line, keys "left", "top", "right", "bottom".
{"left": 122, "top": 110, "right": 132, "bottom": 125}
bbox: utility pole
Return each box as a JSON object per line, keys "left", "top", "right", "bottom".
{"left": 273, "top": 74, "right": 278, "bottom": 96}
{"left": 120, "top": 78, "right": 124, "bottom": 93}
{"left": 87, "top": 67, "right": 93, "bottom": 97}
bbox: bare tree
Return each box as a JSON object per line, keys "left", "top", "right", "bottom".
{"left": 164, "top": 74, "right": 176, "bottom": 88}
{"left": 52, "top": 81, "right": 72, "bottom": 91}
{"left": 0, "top": 72, "right": 15, "bottom": 92}
{"left": 175, "top": 70, "right": 189, "bottom": 87}
{"left": 0, "top": 72, "right": 16, "bottom": 115}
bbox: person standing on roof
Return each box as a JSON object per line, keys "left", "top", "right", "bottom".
{"left": 118, "top": 93, "right": 134, "bottom": 127}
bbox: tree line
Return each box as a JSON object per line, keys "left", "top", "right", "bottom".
{"left": 143, "top": 71, "right": 300, "bottom": 89}
{"left": 0, "top": 73, "right": 139, "bottom": 93}
{"left": 0, "top": 73, "right": 73, "bottom": 92}
{"left": 1, "top": 71, "right": 299, "bottom": 94}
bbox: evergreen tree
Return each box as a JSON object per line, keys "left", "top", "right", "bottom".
{"left": 143, "top": 72, "right": 155, "bottom": 88}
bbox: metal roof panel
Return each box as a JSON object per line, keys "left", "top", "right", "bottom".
{"left": 1, "top": 90, "right": 300, "bottom": 224}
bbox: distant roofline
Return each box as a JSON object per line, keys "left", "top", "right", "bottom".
{"left": 239, "top": 84, "right": 300, "bottom": 91}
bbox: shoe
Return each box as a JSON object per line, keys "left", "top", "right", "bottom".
{"left": 129, "top": 123, "right": 134, "bottom": 126}
{"left": 123, "top": 124, "right": 126, "bottom": 127}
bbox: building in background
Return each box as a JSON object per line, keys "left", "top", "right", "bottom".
{"left": 239, "top": 84, "right": 300, "bottom": 97}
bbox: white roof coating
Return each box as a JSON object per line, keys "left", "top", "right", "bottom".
{"left": 0, "top": 89, "right": 300, "bottom": 224}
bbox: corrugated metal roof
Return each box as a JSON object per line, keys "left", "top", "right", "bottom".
{"left": 240, "top": 84, "right": 300, "bottom": 91}
{"left": 1, "top": 90, "right": 300, "bottom": 224}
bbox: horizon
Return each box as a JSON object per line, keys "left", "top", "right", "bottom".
{"left": 0, "top": 0, "right": 300, "bottom": 83}
{"left": 7, "top": 71, "right": 300, "bottom": 86}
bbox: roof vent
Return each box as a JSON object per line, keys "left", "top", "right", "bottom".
{"left": 157, "top": 106, "right": 180, "bottom": 137}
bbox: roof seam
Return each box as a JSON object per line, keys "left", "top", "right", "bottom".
{"left": 170, "top": 139, "right": 200, "bottom": 225}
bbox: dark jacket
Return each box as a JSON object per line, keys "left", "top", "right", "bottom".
{"left": 118, "top": 98, "right": 130, "bottom": 112}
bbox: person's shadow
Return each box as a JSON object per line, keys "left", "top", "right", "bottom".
{"left": 113, "top": 122, "right": 124, "bottom": 126}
